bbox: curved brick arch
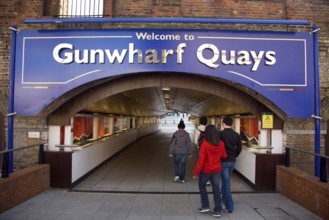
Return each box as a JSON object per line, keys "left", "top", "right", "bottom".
{"left": 47, "top": 73, "right": 284, "bottom": 126}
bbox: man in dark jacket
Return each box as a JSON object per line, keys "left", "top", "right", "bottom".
{"left": 218, "top": 116, "right": 242, "bottom": 213}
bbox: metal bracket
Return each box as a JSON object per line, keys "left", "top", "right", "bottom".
{"left": 310, "top": 28, "right": 321, "bottom": 35}
{"left": 9, "top": 27, "right": 19, "bottom": 33}
{"left": 311, "top": 114, "right": 322, "bottom": 120}
{"left": 6, "top": 112, "right": 16, "bottom": 117}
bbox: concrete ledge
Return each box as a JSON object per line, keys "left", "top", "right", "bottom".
{"left": 276, "top": 165, "right": 329, "bottom": 219}
{"left": 0, "top": 164, "right": 50, "bottom": 213}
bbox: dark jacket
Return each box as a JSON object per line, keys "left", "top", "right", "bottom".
{"left": 169, "top": 129, "right": 192, "bottom": 155}
{"left": 219, "top": 128, "right": 242, "bottom": 162}
{"left": 193, "top": 140, "right": 227, "bottom": 176}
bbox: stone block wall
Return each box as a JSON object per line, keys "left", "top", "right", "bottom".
{"left": 283, "top": 119, "right": 327, "bottom": 175}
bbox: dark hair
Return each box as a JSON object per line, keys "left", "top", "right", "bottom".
{"left": 199, "top": 116, "right": 207, "bottom": 126}
{"left": 178, "top": 121, "right": 185, "bottom": 129}
{"left": 223, "top": 116, "right": 233, "bottom": 126}
{"left": 204, "top": 125, "right": 220, "bottom": 146}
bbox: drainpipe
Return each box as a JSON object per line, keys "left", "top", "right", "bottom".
{"left": 8, "top": 25, "right": 18, "bottom": 173}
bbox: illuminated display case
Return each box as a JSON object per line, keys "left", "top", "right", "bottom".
{"left": 240, "top": 118, "right": 259, "bottom": 147}
{"left": 72, "top": 116, "right": 93, "bottom": 145}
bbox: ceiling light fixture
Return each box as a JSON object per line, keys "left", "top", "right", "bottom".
{"left": 161, "top": 87, "right": 171, "bottom": 110}
{"left": 163, "top": 93, "right": 170, "bottom": 99}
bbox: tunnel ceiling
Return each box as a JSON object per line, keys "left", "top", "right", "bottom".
{"left": 80, "top": 87, "right": 249, "bottom": 118}
{"left": 47, "top": 73, "right": 280, "bottom": 126}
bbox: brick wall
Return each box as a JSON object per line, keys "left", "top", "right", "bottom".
{"left": 0, "top": 1, "right": 328, "bottom": 215}
{"left": 0, "top": 0, "right": 328, "bottom": 169}
{"left": 0, "top": 164, "right": 50, "bottom": 213}
{"left": 277, "top": 166, "right": 329, "bottom": 219}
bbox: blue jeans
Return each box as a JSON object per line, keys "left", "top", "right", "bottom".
{"left": 198, "top": 172, "right": 221, "bottom": 212}
{"left": 221, "top": 161, "right": 235, "bottom": 212}
{"left": 173, "top": 154, "right": 187, "bottom": 181}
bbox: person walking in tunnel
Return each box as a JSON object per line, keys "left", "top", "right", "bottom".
{"left": 194, "top": 116, "right": 211, "bottom": 186}
{"left": 193, "top": 125, "right": 227, "bottom": 218}
{"left": 169, "top": 120, "right": 192, "bottom": 183}
{"left": 218, "top": 116, "right": 242, "bottom": 213}
{"left": 194, "top": 116, "right": 208, "bottom": 157}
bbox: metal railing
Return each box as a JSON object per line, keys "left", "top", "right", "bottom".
{"left": 58, "top": 0, "right": 104, "bottom": 18}
{"left": 0, "top": 143, "right": 47, "bottom": 178}
{"left": 285, "top": 146, "right": 328, "bottom": 183}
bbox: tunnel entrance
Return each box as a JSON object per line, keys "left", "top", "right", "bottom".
{"left": 43, "top": 72, "right": 284, "bottom": 191}
{"left": 7, "top": 19, "right": 316, "bottom": 192}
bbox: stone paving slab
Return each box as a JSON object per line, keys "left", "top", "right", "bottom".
{"left": 0, "top": 190, "right": 322, "bottom": 220}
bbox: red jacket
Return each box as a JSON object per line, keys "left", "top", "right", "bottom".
{"left": 193, "top": 140, "right": 227, "bottom": 176}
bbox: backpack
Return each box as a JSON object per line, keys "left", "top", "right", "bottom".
{"left": 170, "top": 134, "right": 175, "bottom": 144}
{"left": 197, "top": 130, "right": 205, "bottom": 148}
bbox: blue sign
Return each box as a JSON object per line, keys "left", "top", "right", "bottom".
{"left": 14, "top": 28, "right": 314, "bottom": 117}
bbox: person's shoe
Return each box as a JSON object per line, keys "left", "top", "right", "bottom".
{"left": 174, "top": 176, "right": 180, "bottom": 182}
{"left": 180, "top": 180, "right": 185, "bottom": 183}
{"left": 222, "top": 205, "right": 232, "bottom": 213}
{"left": 198, "top": 207, "right": 210, "bottom": 213}
{"left": 206, "top": 181, "right": 211, "bottom": 186}
{"left": 212, "top": 210, "right": 221, "bottom": 217}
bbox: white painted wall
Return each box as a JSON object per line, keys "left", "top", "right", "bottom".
{"left": 64, "top": 125, "right": 73, "bottom": 146}
{"left": 137, "top": 125, "right": 159, "bottom": 138}
{"left": 235, "top": 148, "right": 256, "bottom": 184}
{"left": 258, "top": 129, "right": 268, "bottom": 146}
{"left": 71, "top": 125, "right": 159, "bottom": 183}
{"left": 48, "top": 126, "right": 60, "bottom": 151}
{"left": 271, "top": 129, "right": 283, "bottom": 153}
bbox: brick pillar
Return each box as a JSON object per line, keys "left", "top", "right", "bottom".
{"left": 103, "top": 0, "right": 113, "bottom": 17}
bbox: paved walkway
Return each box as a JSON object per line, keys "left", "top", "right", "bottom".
{"left": 0, "top": 130, "right": 322, "bottom": 220}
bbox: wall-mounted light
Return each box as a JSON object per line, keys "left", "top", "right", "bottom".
{"left": 162, "top": 87, "right": 171, "bottom": 110}
{"left": 163, "top": 93, "right": 170, "bottom": 99}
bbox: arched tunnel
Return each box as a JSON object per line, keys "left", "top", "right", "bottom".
{"left": 46, "top": 72, "right": 284, "bottom": 126}
{"left": 43, "top": 72, "right": 284, "bottom": 190}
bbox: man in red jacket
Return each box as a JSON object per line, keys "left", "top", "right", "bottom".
{"left": 193, "top": 125, "right": 227, "bottom": 218}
